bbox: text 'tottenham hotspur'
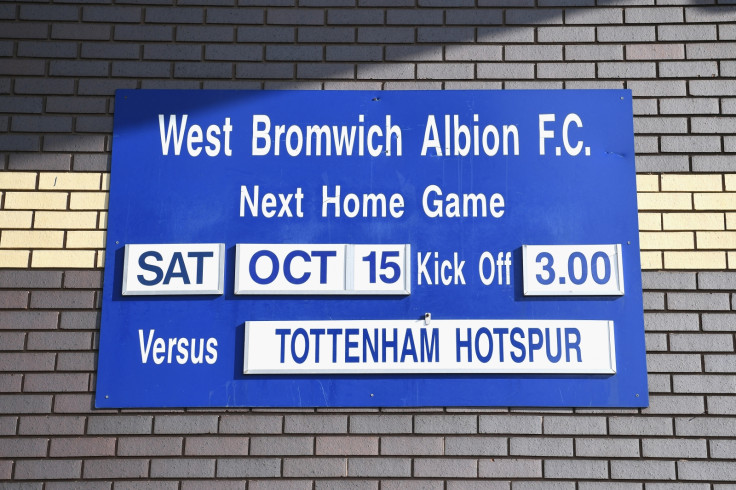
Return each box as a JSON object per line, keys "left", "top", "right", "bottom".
{"left": 157, "top": 113, "right": 593, "bottom": 159}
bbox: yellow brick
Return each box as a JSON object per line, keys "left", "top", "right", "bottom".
{"left": 101, "top": 173, "right": 110, "bottom": 191}
{"left": 640, "top": 232, "right": 694, "bottom": 250}
{"left": 664, "top": 251, "right": 727, "bottom": 269}
{"left": 636, "top": 175, "right": 659, "bottom": 192}
{"left": 0, "top": 172, "right": 37, "bottom": 190}
{"left": 4, "top": 192, "right": 68, "bottom": 210}
{"left": 0, "top": 230, "right": 64, "bottom": 249}
{"left": 663, "top": 212, "right": 724, "bottom": 231}
{"left": 38, "top": 172, "right": 101, "bottom": 190}
{"left": 637, "top": 193, "right": 692, "bottom": 211}
{"left": 638, "top": 213, "right": 661, "bottom": 231}
{"left": 70, "top": 192, "right": 108, "bottom": 210}
{"left": 0, "top": 250, "right": 30, "bottom": 268}
{"left": 697, "top": 231, "right": 736, "bottom": 249}
{"left": 640, "top": 251, "right": 662, "bottom": 270}
{"left": 0, "top": 211, "right": 33, "bottom": 229}
{"left": 729, "top": 252, "right": 736, "bottom": 269}
{"left": 66, "top": 231, "right": 107, "bottom": 249}
{"left": 31, "top": 250, "right": 96, "bottom": 268}
{"left": 99, "top": 212, "right": 108, "bottom": 230}
{"left": 694, "top": 193, "right": 736, "bottom": 210}
{"left": 96, "top": 250, "right": 105, "bottom": 268}
{"left": 34, "top": 211, "right": 98, "bottom": 230}
{"left": 727, "top": 213, "right": 736, "bottom": 230}
{"left": 661, "top": 174, "right": 722, "bottom": 192}
{"left": 725, "top": 174, "right": 736, "bottom": 192}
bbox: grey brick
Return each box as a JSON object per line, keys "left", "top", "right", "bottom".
{"left": 643, "top": 292, "right": 665, "bottom": 310}
{"left": 205, "top": 45, "right": 263, "bottom": 61}
{"left": 445, "top": 45, "right": 502, "bottom": 61}
{"left": 83, "top": 459, "right": 149, "bottom": 479}
{"left": 299, "top": 26, "right": 354, "bottom": 43}
{"left": 677, "top": 416, "right": 736, "bottom": 436}
{"left": 56, "top": 352, "right": 96, "bottom": 371}
{"left": 625, "top": 6, "right": 683, "bottom": 23}
{"left": 544, "top": 416, "right": 606, "bottom": 435}
{"left": 145, "top": 6, "right": 202, "bottom": 23}
{"left": 611, "top": 460, "right": 676, "bottom": 480}
{"left": 479, "top": 458, "right": 542, "bottom": 478}
{"left": 285, "top": 414, "right": 347, "bottom": 434}
{"left": 415, "top": 414, "right": 476, "bottom": 434}
{"left": 418, "top": 27, "right": 475, "bottom": 43}
{"left": 635, "top": 155, "right": 689, "bottom": 172}
{"left": 687, "top": 42, "right": 736, "bottom": 60}
{"left": 668, "top": 292, "right": 730, "bottom": 310}
{"left": 0, "top": 96, "right": 44, "bottom": 114}
{"left": 645, "top": 395, "right": 704, "bottom": 415}
{"left": 20, "top": 4, "right": 79, "bottom": 21}
{"left": 327, "top": 46, "right": 381, "bottom": 62}
{"left": 673, "top": 375, "right": 736, "bottom": 394}
{"left": 357, "top": 27, "right": 413, "bottom": 44}
{"left": 671, "top": 333, "right": 733, "bottom": 352}
{"left": 0, "top": 270, "right": 62, "bottom": 289}
{"left": 710, "top": 439, "right": 736, "bottom": 459}
{"left": 599, "top": 61, "right": 657, "bottom": 78}
{"left": 24, "top": 373, "right": 89, "bottom": 393}
{"left": 480, "top": 414, "right": 542, "bottom": 434}
{"left": 703, "top": 313, "right": 736, "bottom": 331}
{"left": 297, "top": 63, "right": 354, "bottom": 79}
{"left": 177, "top": 25, "right": 234, "bottom": 42}
{"left": 144, "top": 44, "right": 201, "bottom": 61}
{"left": 17, "top": 41, "right": 77, "bottom": 59}
{"left": 27, "top": 331, "right": 91, "bottom": 350}
{"left": 644, "top": 313, "right": 700, "bottom": 332}
{"left": 267, "top": 45, "right": 323, "bottom": 61}
{"left": 445, "top": 436, "right": 507, "bottom": 456}
{"left": 0, "top": 438, "right": 48, "bottom": 458}
{"left": 690, "top": 80, "right": 736, "bottom": 96}
{"left": 0, "top": 353, "right": 54, "bottom": 372}
{"left": 43, "top": 134, "right": 106, "bottom": 152}
{"left": 647, "top": 353, "right": 702, "bottom": 372}
{"left": 657, "top": 24, "right": 717, "bottom": 41}
{"left": 659, "top": 61, "right": 718, "bottom": 78}
{"left": 575, "top": 437, "right": 640, "bottom": 457}
{"left": 383, "top": 482, "right": 441, "bottom": 490}
{"left": 357, "top": 63, "right": 413, "bottom": 79}
{"left": 49, "top": 437, "right": 115, "bottom": 457}
{"left": 207, "top": 8, "right": 264, "bottom": 24}
{"left": 154, "top": 415, "right": 218, "bottom": 434}
{"left": 253, "top": 482, "right": 310, "bottom": 490}
{"left": 692, "top": 117, "right": 736, "bottom": 134}
{"left": 659, "top": 97, "right": 720, "bottom": 114}
{"left": 350, "top": 414, "right": 411, "bottom": 434}
{"left": 60, "top": 311, "right": 100, "bottom": 330}
{"left": 87, "top": 415, "right": 153, "bottom": 435}
{"left": 446, "top": 9, "right": 502, "bottom": 25}
{"left": 175, "top": 62, "right": 232, "bottom": 79}
{"left": 418, "top": 63, "right": 474, "bottom": 79}
{"left": 81, "top": 43, "right": 140, "bottom": 60}
{"left": 282, "top": 457, "right": 347, "bottom": 477}
{"left": 387, "top": 9, "right": 443, "bottom": 25}
{"left": 678, "top": 461, "right": 736, "bottom": 481}
{"left": 50, "top": 23, "right": 111, "bottom": 41}
{"left": 609, "top": 416, "right": 673, "bottom": 436}
{"left": 267, "top": 8, "right": 323, "bottom": 25}
{"left": 477, "top": 63, "right": 535, "bottom": 79}
{"left": 642, "top": 271, "right": 697, "bottom": 290}
{"left": 642, "top": 438, "right": 707, "bottom": 458}
{"left": 347, "top": 457, "right": 409, "bottom": 477}
{"left": 478, "top": 27, "right": 535, "bottom": 43}
{"left": 506, "top": 45, "right": 562, "bottom": 61}
{"left": 118, "top": 436, "right": 182, "bottom": 456}
{"left": 220, "top": 414, "right": 282, "bottom": 434}
{"left": 380, "top": 436, "right": 443, "bottom": 455}
{"left": 545, "top": 459, "right": 608, "bottom": 479}
{"left": 250, "top": 436, "right": 313, "bottom": 455}
{"left": 3, "top": 22, "right": 48, "bottom": 40}
{"left": 538, "top": 62, "right": 595, "bottom": 79}
{"left": 506, "top": 8, "right": 562, "bottom": 24}
{"left": 182, "top": 436, "right": 248, "bottom": 456}
{"left": 0, "top": 374, "right": 22, "bottom": 392}
{"left": 150, "top": 458, "right": 215, "bottom": 478}
{"left": 648, "top": 374, "right": 671, "bottom": 393}
{"left": 316, "top": 436, "right": 377, "bottom": 455}
{"left": 328, "top": 9, "right": 384, "bottom": 24}
{"left": 83, "top": 6, "right": 142, "bottom": 22}
{"left": 635, "top": 116, "right": 687, "bottom": 134}
{"left": 566, "top": 7, "right": 622, "bottom": 24}
{"left": 18, "top": 416, "right": 86, "bottom": 435}
{"left": 237, "top": 62, "right": 294, "bottom": 79}
{"left": 538, "top": 26, "right": 595, "bottom": 42}
{"left": 15, "top": 459, "right": 81, "bottom": 480}
{"left": 511, "top": 437, "right": 573, "bottom": 457}
{"left": 598, "top": 26, "right": 654, "bottom": 42}
{"left": 114, "top": 25, "right": 173, "bottom": 41}
{"left": 414, "top": 458, "right": 477, "bottom": 478}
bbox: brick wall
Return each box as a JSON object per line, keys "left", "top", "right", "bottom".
{"left": 1, "top": 0, "right": 736, "bottom": 486}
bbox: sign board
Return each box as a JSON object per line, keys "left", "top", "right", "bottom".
{"left": 97, "top": 90, "right": 648, "bottom": 408}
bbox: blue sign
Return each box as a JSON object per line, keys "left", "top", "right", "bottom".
{"left": 97, "top": 90, "right": 647, "bottom": 408}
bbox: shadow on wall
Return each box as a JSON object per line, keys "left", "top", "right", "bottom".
{"left": 1, "top": 1, "right": 735, "bottom": 170}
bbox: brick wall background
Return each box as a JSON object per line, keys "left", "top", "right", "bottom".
{"left": 1, "top": 0, "right": 736, "bottom": 487}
